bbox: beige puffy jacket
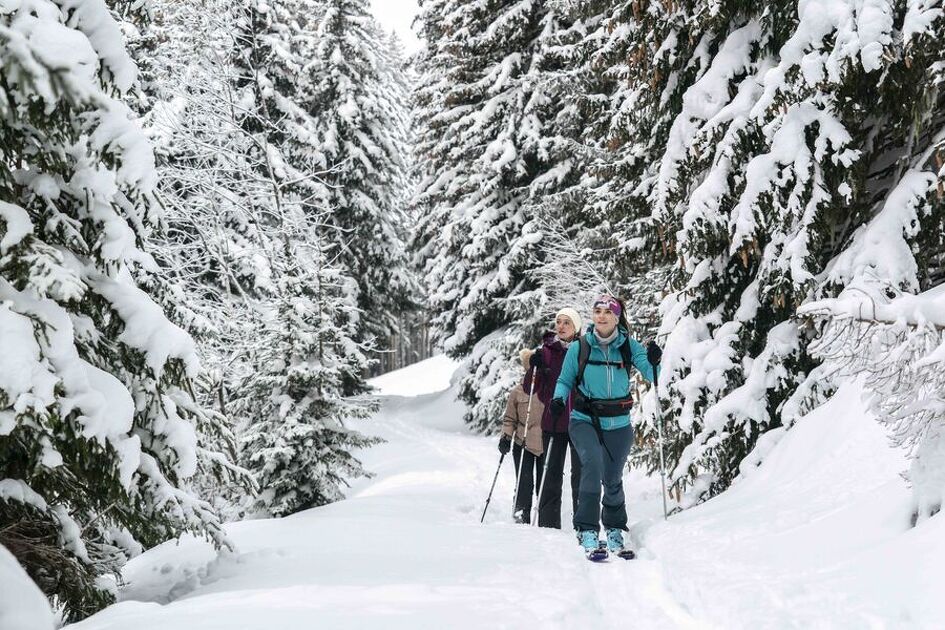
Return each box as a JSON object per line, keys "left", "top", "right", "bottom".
{"left": 501, "top": 382, "right": 544, "bottom": 456}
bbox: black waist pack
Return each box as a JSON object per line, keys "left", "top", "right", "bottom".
{"left": 574, "top": 391, "right": 634, "bottom": 418}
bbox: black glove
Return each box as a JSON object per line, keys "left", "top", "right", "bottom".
{"left": 529, "top": 350, "right": 544, "bottom": 370}
{"left": 550, "top": 398, "right": 565, "bottom": 423}
{"left": 498, "top": 435, "right": 511, "bottom": 455}
{"left": 647, "top": 341, "right": 662, "bottom": 366}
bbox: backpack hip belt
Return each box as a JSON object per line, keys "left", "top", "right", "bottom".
{"left": 573, "top": 389, "right": 634, "bottom": 418}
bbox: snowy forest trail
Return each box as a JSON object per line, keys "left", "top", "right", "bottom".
{"left": 68, "top": 356, "right": 689, "bottom": 629}
{"left": 70, "top": 357, "right": 944, "bottom": 630}
{"left": 366, "top": 364, "right": 700, "bottom": 629}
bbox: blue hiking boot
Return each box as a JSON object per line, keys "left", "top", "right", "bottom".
{"left": 605, "top": 528, "right": 624, "bottom": 552}
{"left": 579, "top": 530, "right": 607, "bottom": 561}
{"left": 606, "top": 528, "right": 636, "bottom": 560}
{"left": 578, "top": 529, "right": 599, "bottom": 550}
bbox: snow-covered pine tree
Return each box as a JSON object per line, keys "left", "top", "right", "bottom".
{"left": 374, "top": 29, "right": 426, "bottom": 373}
{"left": 413, "top": 0, "right": 589, "bottom": 431}
{"left": 409, "top": 0, "right": 457, "bottom": 366}
{"left": 409, "top": 0, "right": 455, "bottom": 275}
{"left": 797, "top": 3, "right": 945, "bottom": 525}
{"left": 635, "top": 3, "right": 853, "bottom": 502}
{"left": 620, "top": 1, "right": 945, "bottom": 505}
{"left": 304, "top": 0, "right": 415, "bottom": 370}
{"left": 515, "top": 1, "right": 600, "bottom": 296}
{"left": 0, "top": 0, "right": 229, "bottom": 619}
{"left": 581, "top": 1, "right": 678, "bottom": 322}
{"left": 131, "top": 0, "right": 260, "bottom": 516}
{"left": 235, "top": 232, "right": 380, "bottom": 517}
{"left": 414, "top": 0, "right": 545, "bottom": 359}
{"left": 222, "top": 0, "right": 381, "bottom": 515}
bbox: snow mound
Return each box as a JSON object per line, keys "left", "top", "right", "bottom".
{"left": 0, "top": 544, "right": 54, "bottom": 630}
{"left": 642, "top": 380, "right": 943, "bottom": 627}
{"left": 368, "top": 355, "right": 460, "bottom": 397}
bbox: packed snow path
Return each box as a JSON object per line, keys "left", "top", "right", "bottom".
{"left": 72, "top": 357, "right": 944, "bottom": 629}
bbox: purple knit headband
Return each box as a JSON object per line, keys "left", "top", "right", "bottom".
{"left": 592, "top": 295, "right": 622, "bottom": 317}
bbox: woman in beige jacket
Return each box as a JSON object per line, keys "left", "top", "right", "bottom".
{"left": 498, "top": 350, "right": 545, "bottom": 524}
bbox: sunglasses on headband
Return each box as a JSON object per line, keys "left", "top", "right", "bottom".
{"left": 592, "top": 296, "right": 622, "bottom": 317}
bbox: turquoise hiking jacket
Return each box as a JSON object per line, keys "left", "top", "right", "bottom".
{"left": 553, "top": 327, "right": 655, "bottom": 430}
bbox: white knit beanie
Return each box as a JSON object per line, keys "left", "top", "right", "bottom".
{"left": 555, "top": 307, "right": 584, "bottom": 334}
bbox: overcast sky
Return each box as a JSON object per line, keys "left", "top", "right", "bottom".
{"left": 369, "top": 0, "right": 422, "bottom": 55}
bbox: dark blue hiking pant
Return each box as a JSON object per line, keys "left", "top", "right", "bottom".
{"left": 569, "top": 421, "right": 634, "bottom": 533}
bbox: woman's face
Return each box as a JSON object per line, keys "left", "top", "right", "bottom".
{"left": 555, "top": 315, "right": 576, "bottom": 341}
{"left": 593, "top": 306, "right": 617, "bottom": 335}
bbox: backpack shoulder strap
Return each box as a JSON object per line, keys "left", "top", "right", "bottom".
{"left": 576, "top": 335, "right": 635, "bottom": 390}
{"left": 575, "top": 335, "right": 592, "bottom": 388}
{"left": 619, "top": 337, "right": 634, "bottom": 381}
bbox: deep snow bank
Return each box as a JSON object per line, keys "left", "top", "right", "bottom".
{"left": 642, "top": 381, "right": 942, "bottom": 628}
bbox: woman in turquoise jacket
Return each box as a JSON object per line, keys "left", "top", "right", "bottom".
{"left": 550, "top": 295, "right": 661, "bottom": 558}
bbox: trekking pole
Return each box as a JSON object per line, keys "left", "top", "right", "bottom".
{"left": 650, "top": 361, "right": 669, "bottom": 521}
{"left": 510, "top": 366, "right": 537, "bottom": 522}
{"left": 480, "top": 451, "right": 506, "bottom": 523}
{"left": 531, "top": 434, "right": 554, "bottom": 527}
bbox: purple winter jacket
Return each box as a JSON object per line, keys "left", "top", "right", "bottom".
{"left": 534, "top": 331, "right": 575, "bottom": 433}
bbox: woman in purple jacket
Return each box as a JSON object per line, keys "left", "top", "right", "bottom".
{"left": 525, "top": 307, "right": 583, "bottom": 529}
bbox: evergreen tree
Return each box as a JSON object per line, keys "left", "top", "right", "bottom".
{"left": 0, "top": 0, "right": 228, "bottom": 619}
{"left": 798, "top": 2, "right": 945, "bottom": 525}
{"left": 598, "top": 2, "right": 945, "bottom": 504}
{"left": 129, "top": 0, "right": 259, "bottom": 519}
{"left": 223, "top": 0, "right": 381, "bottom": 514}
{"left": 305, "top": 0, "right": 415, "bottom": 366}
{"left": 413, "top": 0, "right": 584, "bottom": 431}
{"left": 414, "top": 0, "right": 544, "bottom": 356}
{"left": 374, "top": 29, "right": 428, "bottom": 373}
{"left": 236, "top": 233, "right": 380, "bottom": 517}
